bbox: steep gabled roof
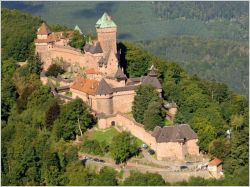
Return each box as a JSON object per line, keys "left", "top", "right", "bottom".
{"left": 148, "top": 65, "right": 158, "bottom": 77}
{"left": 96, "top": 79, "right": 113, "bottom": 95}
{"left": 141, "top": 75, "right": 162, "bottom": 89}
{"left": 84, "top": 42, "right": 103, "bottom": 54}
{"left": 37, "top": 22, "right": 51, "bottom": 35}
{"left": 208, "top": 158, "right": 222, "bottom": 166}
{"left": 115, "top": 68, "right": 127, "bottom": 80}
{"left": 96, "top": 12, "right": 117, "bottom": 28}
{"left": 70, "top": 77, "right": 99, "bottom": 96}
{"left": 152, "top": 124, "right": 198, "bottom": 143}
{"left": 74, "top": 25, "right": 83, "bottom": 35}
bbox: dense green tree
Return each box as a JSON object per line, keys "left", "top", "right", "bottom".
{"left": 45, "top": 64, "right": 65, "bottom": 77}
{"left": 230, "top": 114, "right": 244, "bottom": 131}
{"left": 132, "top": 85, "right": 160, "bottom": 123}
{"left": 191, "top": 118, "right": 217, "bottom": 151}
{"left": 92, "top": 167, "right": 118, "bottom": 186}
{"left": 45, "top": 101, "right": 60, "bottom": 128}
{"left": 1, "top": 58, "right": 17, "bottom": 121}
{"left": 110, "top": 132, "right": 139, "bottom": 163}
{"left": 69, "top": 30, "right": 86, "bottom": 50}
{"left": 120, "top": 41, "right": 153, "bottom": 77}
{"left": 52, "top": 99, "right": 95, "bottom": 140}
{"left": 143, "top": 100, "right": 165, "bottom": 130}
{"left": 64, "top": 162, "right": 96, "bottom": 186}
{"left": 27, "top": 51, "right": 43, "bottom": 75}
{"left": 1, "top": 8, "right": 42, "bottom": 61}
{"left": 190, "top": 104, "right": 227, "bottom": 137}
{"left": 123, "top": 171, "right": 166, "bottom": 186}
{"left": 80, "top": 139, "right": 104, "bottom": 156}
{"left": 41, "top": 151, "right": 64, "bottom": 185}
{"left": 208, "top": 138, "right": 231, "bottom": 160}
{"left": 198, "top": 80, "right": 230, "bottom": 103}
{"left": 13, "top": 71, "right": 42, "bottom": 113}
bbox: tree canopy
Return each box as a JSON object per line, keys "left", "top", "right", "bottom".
{"left": 110, "top": 132, "right": 139, "bottom": 163}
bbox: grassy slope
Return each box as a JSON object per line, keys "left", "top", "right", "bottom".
{"left": 2, "top": 1, "right": 248, "bottom": 96}
{"left": 86, "top": 127, "right": 143, "bottom": 146}
{"left": 88, "top": 128, "right": 120, "bottom": 143}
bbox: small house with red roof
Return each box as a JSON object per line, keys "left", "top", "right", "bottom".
{"left": 208, "top": 158, "right": 223, "bottom": 178}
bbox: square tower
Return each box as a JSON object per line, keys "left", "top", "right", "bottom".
{"left": 96, "top": 12, "right": 117, "bottom": 54}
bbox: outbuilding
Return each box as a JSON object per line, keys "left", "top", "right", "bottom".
{"left": 208, "top": 158, "right": 223, "bottom": 178}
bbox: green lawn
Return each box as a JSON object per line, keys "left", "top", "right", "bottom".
{"left": 87, "top": 127, "right": 144, "bottom": 147}
{"left": 88, "top": 127, "right": 120, "bottom": 143}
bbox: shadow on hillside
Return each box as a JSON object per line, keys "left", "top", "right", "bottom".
{"left": 117, "top": 42, "right": 128, "bottom": 77}
{"left": 2, "top": 1, "right": 44, "bottom": 13}
{"left": 72, "top": 2, "right": 115, "bottom": 18}
{"left": 118, "top": 33, "right": 134, "bottom": 40}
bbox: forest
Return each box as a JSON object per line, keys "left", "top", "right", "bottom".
{"left": 1, "top": 8, "right": 249, "bottom": 186}
{"left": 137, "top": 36, "right": 249, "bottom": 96}
{"left": 2, "top": 1, "right": 249, "bottom": 97}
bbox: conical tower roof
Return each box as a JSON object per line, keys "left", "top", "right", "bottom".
{"left": 96, "top": 12, "right": 117, "bottom": 29}
{"left": 148, "top": 65, "right": 158, "bottom": 77}
{"left": 37, "top": 22, "right": 51, "bottom": 35}
{"left": 74, "top": 25, "right": 83, "bottom": 35}
{"left": 96, "top": 79, "right": 113, "bottom": 95}
{"left": 115, "top": 67, "right": 127, "bottom": 80}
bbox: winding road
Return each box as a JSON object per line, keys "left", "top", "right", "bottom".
{"left": 79, "top": 153, "right": 212, "bottom": 183}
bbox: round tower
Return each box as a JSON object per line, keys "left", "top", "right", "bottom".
{"left": 96, "top": 12, "right": 117, "bottom": 54}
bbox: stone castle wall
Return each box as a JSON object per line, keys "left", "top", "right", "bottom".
{"left": 96, "top": 95, "right": 114, "bottom": 114}
{"left": 112, "top": 90, "right": 136, "bottom": 113}
{"left": 36, "top": 44, "right": 101, "bottom": 70}
{"left": 70, "top": 86, "right": 136, "bottom": 114}
{"left": 97, "top": 113, "right": 200, "bottom": 160}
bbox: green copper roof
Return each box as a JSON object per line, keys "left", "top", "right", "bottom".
{"left": 96, "top": 12, "right": 117, "bottom": 28}
{"left": 74, "top": 25, "right": 83, "bottom": 35}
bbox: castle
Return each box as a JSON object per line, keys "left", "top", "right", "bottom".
{"left": 35, "top": 13, "right": 199, "bottom": 160}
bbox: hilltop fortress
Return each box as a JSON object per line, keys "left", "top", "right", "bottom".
{"left": 35, "top": 13, "right": 119, "bottom": 76}
{"left": 35, "top": 13, "right": 199, "bottom": 161}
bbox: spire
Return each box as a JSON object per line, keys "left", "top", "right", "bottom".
{"left": 148, "top": 65, "right": 158, "bottom": 77}
{"left": 37, "top": 22, "right": 51, "bottom": 35}
{"left": 96, "top": 12, "right": 117, "bottom": 28}
{"left": 74, "top": 25, "right": 83, "bottom": 35}
{"left": 115, "top": 67, "right": 127, "bottom": 80}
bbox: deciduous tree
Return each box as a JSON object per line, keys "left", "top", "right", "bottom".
{"left": 110, "top": 132, "right": 139, "bottom": 163}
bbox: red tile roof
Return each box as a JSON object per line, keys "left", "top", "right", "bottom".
{"left": 70, "top": 77, "right": 99, "bottom": 96}
{"left": 37, "top": 23, "right": 51, "bottom": 35}
{"left": 35, "top": 31, "right": 74, "bottom": 44}
{"left": 208, "top": 158, "right": 222, "bottom": 166}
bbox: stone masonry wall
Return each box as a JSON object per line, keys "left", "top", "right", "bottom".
{"left": 156, "top": 142, "right": 184, "bottom": 160}
{"left": 186, "top": 139, "right": 199, "bottom": 156}
{"left": 112, "top": 90, "right": 136, "bottom": 113}
{"left": 97, "top": 113, "right": 200, "bottom": 160}
{"left": 36, "top": 45, "right": 101, "bottom": 71}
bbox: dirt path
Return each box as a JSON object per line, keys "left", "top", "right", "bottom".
{"left": 80, "top": 153, "right": 213, "bottom": 183}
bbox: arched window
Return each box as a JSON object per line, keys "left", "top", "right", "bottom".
{"left": 111, "top": 121, "right": 115, "bottom": 126}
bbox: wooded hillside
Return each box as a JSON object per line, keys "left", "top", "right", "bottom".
{"left": 1, "top": 7, "right": 249, "bottom": 186}
{"left": 2, "top": 1, "right": 248, "bottom": 96}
